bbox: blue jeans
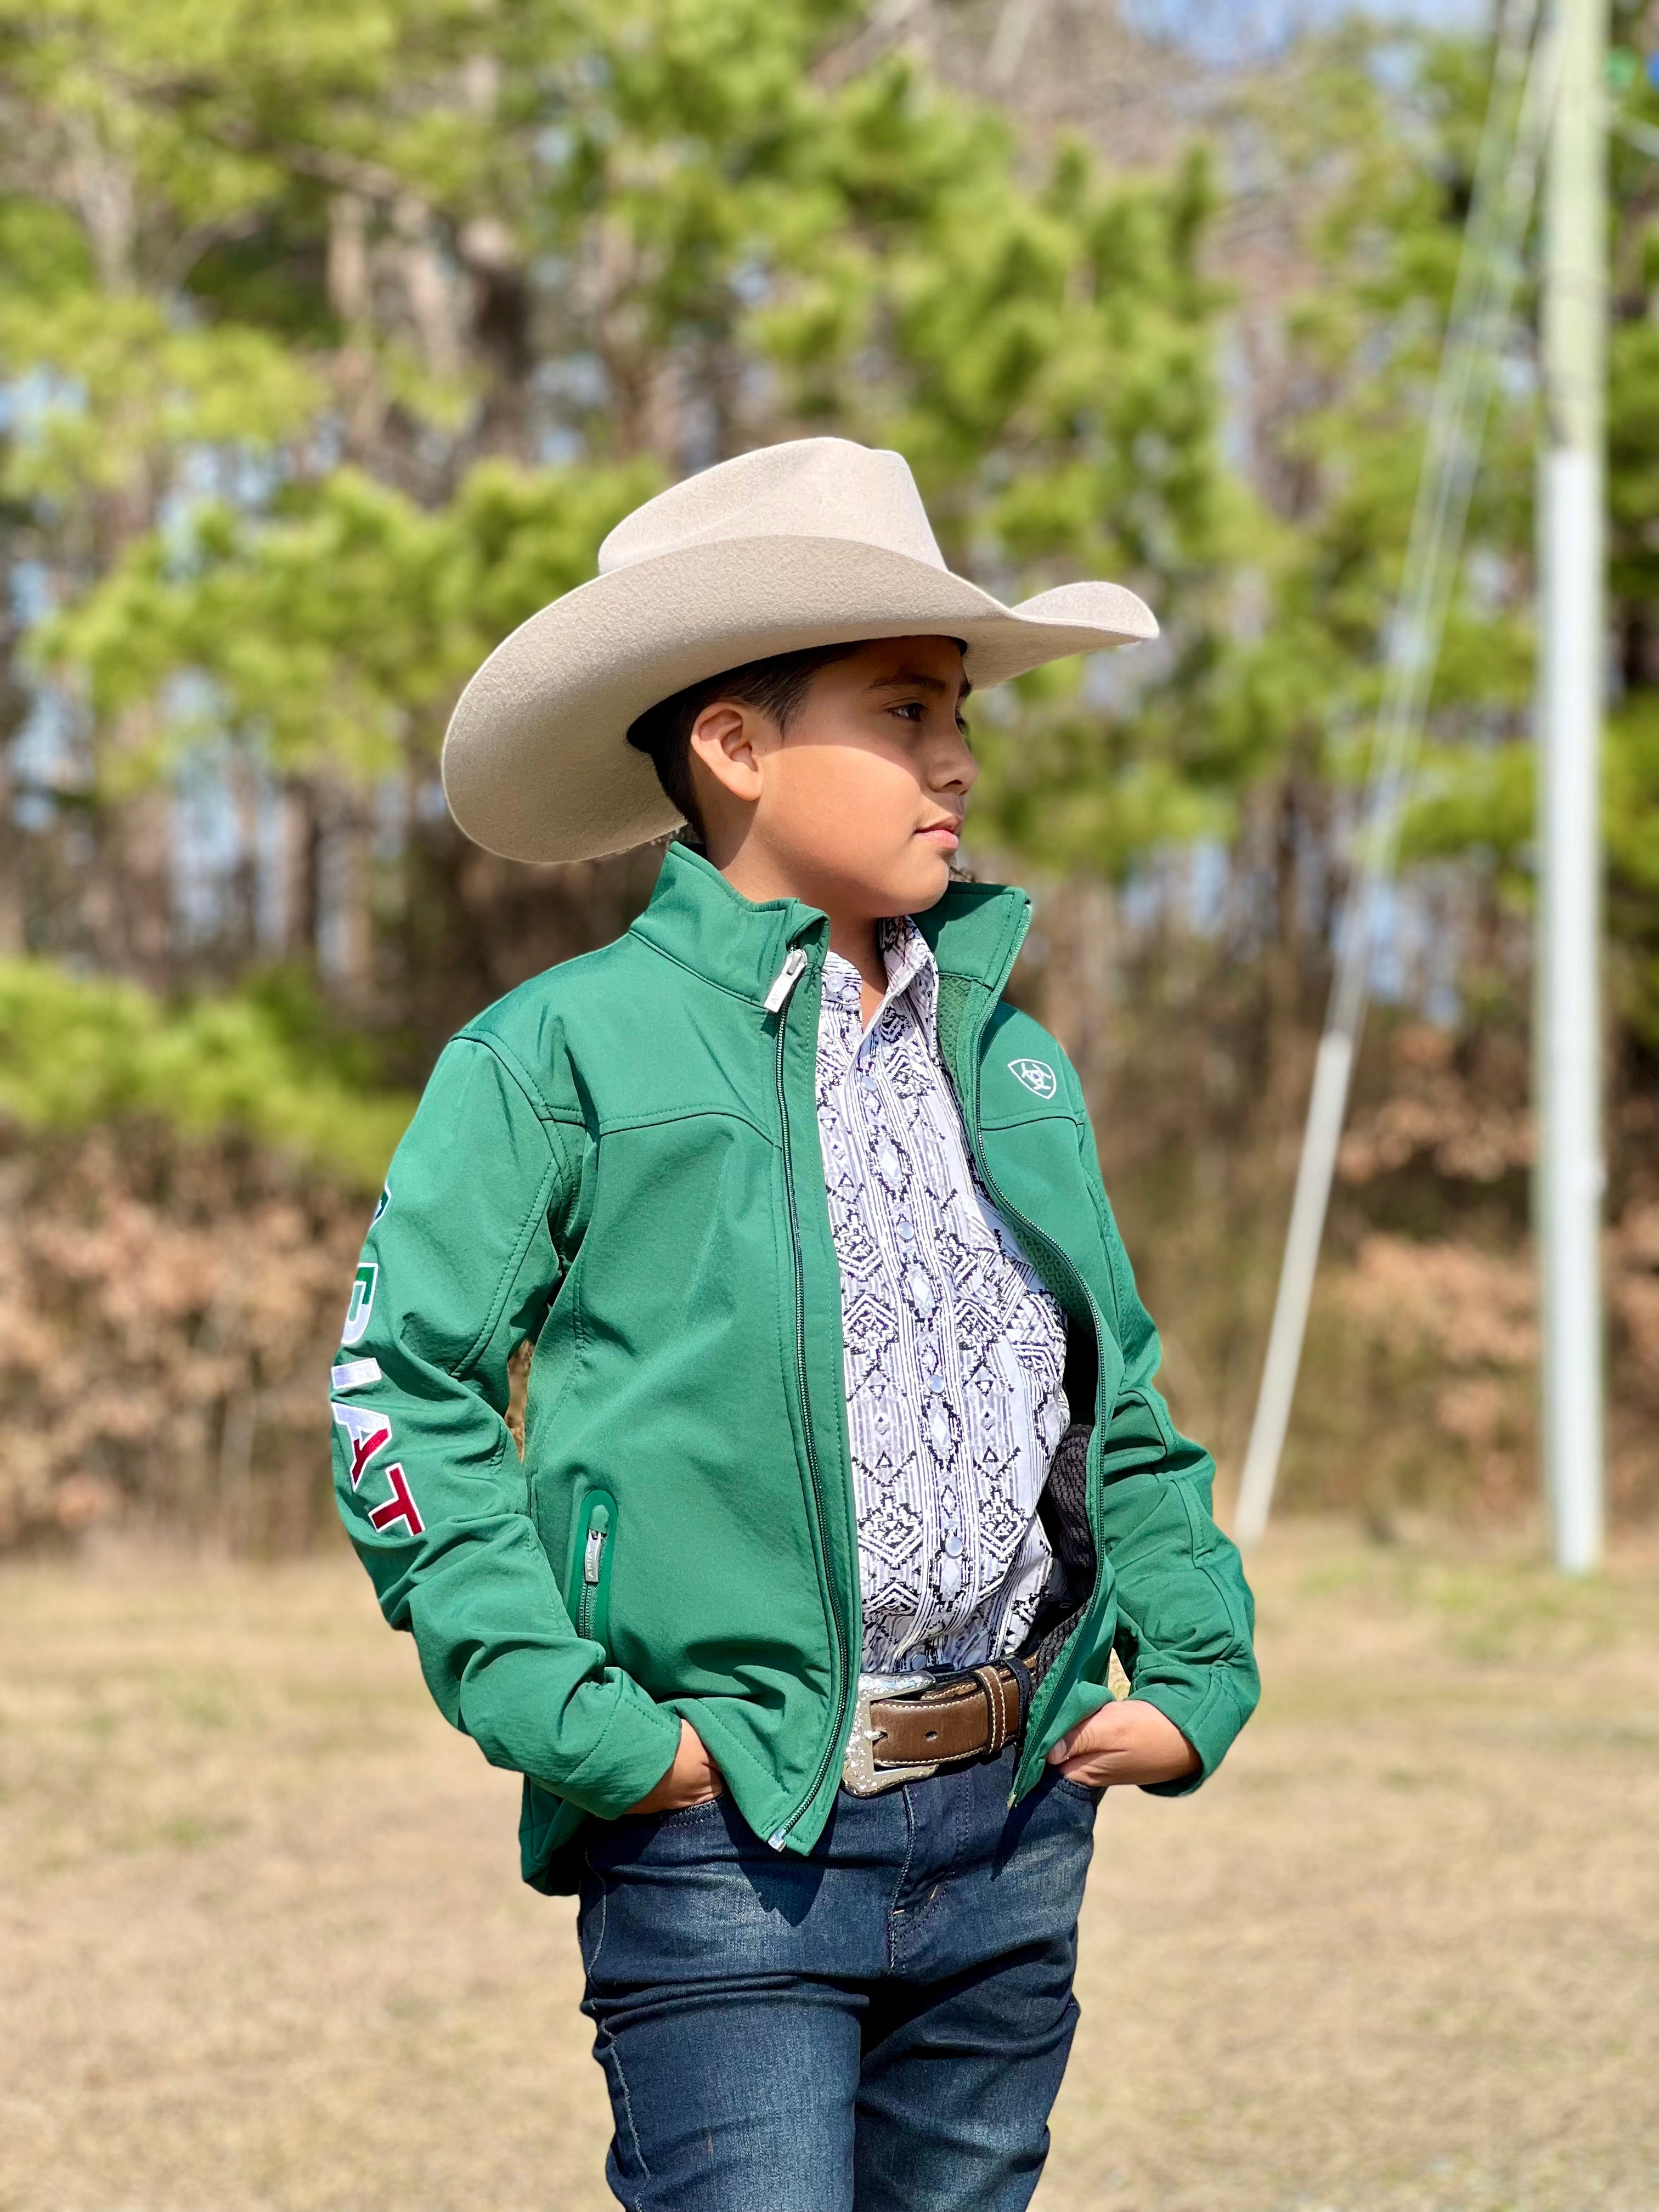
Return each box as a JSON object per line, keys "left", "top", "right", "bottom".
{"left": 576, "top": 1742, "right": 1102, "bottom": 2212}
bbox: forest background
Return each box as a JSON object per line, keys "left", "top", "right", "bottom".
{"left": 1, "top": 0, "right": 1656, "bottom": 1557}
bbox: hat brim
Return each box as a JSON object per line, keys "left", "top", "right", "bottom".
{"left": 440, "top": 535, "right": 1157, "bottom": 865}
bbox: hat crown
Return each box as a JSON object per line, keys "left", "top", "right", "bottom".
{"left": 597, "top": 437, "right": 947, "bottom": 577}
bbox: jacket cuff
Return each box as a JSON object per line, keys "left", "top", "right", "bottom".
{"left": 535, "top": 1676, "right": 684, "bottom": 1820}
{"left": 1128, "top": 1668, "right": 1251, "bottom": 1798}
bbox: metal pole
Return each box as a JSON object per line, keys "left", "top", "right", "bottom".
{"left": 1537, "top": 0, "right": 1606, "bottom": 1574}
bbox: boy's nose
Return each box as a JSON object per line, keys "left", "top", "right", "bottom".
{"left": 944, "top": 738, "right": 979, "bottom": 792}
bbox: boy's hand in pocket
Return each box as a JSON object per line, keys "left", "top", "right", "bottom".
{"left": 1046, "top": 1700, "right": 1198, "bottom": 1790}
{"left": 624, "top": 1719, "right": 725, "bottom": 1814}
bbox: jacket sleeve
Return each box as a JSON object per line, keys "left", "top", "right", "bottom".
{"left": 329, "top": 1033, "right": 682, "bottom": 1818}
{"left": 1066, "top": 1069, "right": 1260, "bottom": 1795}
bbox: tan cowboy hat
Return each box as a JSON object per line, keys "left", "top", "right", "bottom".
{"left": 441, "top": 436, "right": 1158, "bottom": 864}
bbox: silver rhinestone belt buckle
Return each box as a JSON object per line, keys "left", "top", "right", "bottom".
{"left": 840, "top": 1670, "right": 945, "bottom": 1797}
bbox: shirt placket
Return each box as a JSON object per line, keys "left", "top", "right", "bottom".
{"left": 856, "top": 1005, "right": 972, "bottom": 1644}
{"left": 821, "top": 923, "right": 1066, "bottom": 1677}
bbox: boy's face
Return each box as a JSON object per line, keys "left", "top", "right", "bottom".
{"left": 689, "top": 633, "right": 979, "bottom": 919}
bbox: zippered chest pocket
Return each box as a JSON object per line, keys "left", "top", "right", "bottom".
{"left": 565, "top": 1489, "right": 618, "bottom": 1650}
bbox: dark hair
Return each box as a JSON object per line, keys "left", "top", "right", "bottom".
{"left": 624, "top": 640, "right": 867, "bottom": 847}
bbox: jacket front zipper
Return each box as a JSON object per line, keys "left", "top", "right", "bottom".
{"left": 767, "top": 947, "right": 855, "bottom": 1849}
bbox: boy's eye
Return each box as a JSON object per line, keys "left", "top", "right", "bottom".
{"left": 889, "top": 697, "right": 968, "bottom": 735}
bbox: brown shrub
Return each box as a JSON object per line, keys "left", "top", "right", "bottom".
{"left": 0, "top": 1122, "right": 365, "bottom": 1553}
{"left": 1321, "top": 1227, "right": 1659, "bottom": 1523}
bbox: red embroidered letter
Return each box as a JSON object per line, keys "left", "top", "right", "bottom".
{"left": 368, "top": 1464, "right": 424, "bottom": 1537}
{"left": 348, "top": 1419, "right": 392, "bottom": 1492}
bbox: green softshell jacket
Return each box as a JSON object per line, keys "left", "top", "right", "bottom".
{"left": 331, "top": 842, "right": 1259, "bottom": 1892}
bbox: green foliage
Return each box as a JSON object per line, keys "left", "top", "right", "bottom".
{"left": 0, "top": 292, "right": 321, "bottom": 508}
{"left": 3, "top": 0, "right": 1658, "bottom": 1046}
{"left": 1397, "top": 735, "right": 1533, "bottom": 882}
{"left": 38, "top": 458, "right": 663, "bottom": 773}
{"left": 3, "top": 0, "right": 1244, "bottom": 870}
{"left": 1227, "top": 20, "right": 1659, "bottom": 1037}
{"left": 0, "top": 960, "right": 413, "bottom": 1189}
{"left": 1229, "top": 31, "right": 1539, "bottom": 766}
{"left": 1606, "top": 698, "right": 1659, "bottom": 1045}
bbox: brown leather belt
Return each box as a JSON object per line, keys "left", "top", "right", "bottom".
{"left": 840, "top": 1661, "right": 1030, "bottom": 1796}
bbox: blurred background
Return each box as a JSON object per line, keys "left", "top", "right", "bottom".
{"left": 1, "top": 3, "right": 1656, "bottom": 2208}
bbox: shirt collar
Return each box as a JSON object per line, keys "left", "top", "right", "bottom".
{"left": 821, "top": 914, "right": 940, "bottom": 1051}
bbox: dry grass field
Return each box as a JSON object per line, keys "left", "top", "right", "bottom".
{"left": 2, "top": 1520, "right": 1657, "bottom": 2212}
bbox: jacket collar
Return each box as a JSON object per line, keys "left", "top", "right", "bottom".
{"left": 629, "top": 839, "right": 1032, "bottom": 1008}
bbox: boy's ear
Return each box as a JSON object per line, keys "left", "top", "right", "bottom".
{"left": 688, "top": 701, "right": 770, "bottom": 808}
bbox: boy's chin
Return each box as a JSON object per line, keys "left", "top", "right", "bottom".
{"left": 872, "top": 849, "right": 953, "bottom": 912}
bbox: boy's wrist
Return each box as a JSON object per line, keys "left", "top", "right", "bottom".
{"left": 1124, "top": 1675, "right": 1245, "bottom": 1797}
{"left": 621, "top": 1718, "right": 725, "bottom": 1816}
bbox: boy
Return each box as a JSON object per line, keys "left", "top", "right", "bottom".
{"left": 331, "top": 437, "right": 1258, "bottom": 2211}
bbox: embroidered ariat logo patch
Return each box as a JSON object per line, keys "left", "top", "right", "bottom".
{"left": 1008, "top": 1057, "right": 1058, "bottom": 1099}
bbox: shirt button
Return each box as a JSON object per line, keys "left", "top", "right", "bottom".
{"left": 928, "top": 1373, "right": 944, "bottom": 1393}
{"left": 943, "top": 1533, "right": 964, "bottom": 1558}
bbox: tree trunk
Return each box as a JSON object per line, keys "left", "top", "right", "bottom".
{"left": 284, "top": 777, "right": 324, "bottom": 969}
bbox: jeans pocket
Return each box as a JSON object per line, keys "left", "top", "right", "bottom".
{"left": 1053, "top": 1772, "right": 1107, "bottom": 1808}
{"left": 585, "top": 1788, "right": 730, "bottom": 1869}
{"left": 643, "top": 1788, "right": 728, "bottom": 1829}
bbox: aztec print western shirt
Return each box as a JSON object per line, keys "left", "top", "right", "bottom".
{"left": 815, "top": 915, "right": 1069, "bottom": 1675}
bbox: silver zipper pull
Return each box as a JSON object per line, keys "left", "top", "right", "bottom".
{"left": 583, "top": 1522, "right": 607, "bottom": 1583}
{"left": 763, "top": 947, "right": 808, "bottom": 1014}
